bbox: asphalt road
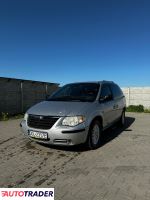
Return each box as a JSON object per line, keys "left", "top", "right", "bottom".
{"left": 0, "top": 113, "right": 150, "bottom": 200}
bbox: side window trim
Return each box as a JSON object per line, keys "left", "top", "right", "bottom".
{"left": 109, "top": 83, "right": 115, "bottom": 100}
{"left": 108, "top": 84, "right": 114, "bottom": 100}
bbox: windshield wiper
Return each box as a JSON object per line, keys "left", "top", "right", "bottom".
{"left": 47, "top": 96, "right": 89, "bottom": 102}
{"left": 47, "top": 96, "right": 73, "bottom": 101}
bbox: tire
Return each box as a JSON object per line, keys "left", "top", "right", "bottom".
{"left": 118, "top": 111, "right": 125, "bottom": 127}
{"left": 87, "top": 120, "right": 102, "bottom": 150}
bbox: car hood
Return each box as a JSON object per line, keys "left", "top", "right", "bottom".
{"left": 27, "top": 101, "right": 92, "bottom": 116}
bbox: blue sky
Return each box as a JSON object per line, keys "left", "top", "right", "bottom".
{"left": 0, "top": 0, "right": 150, "bottom": 86}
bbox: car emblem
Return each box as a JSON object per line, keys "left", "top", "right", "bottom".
{"left": 39, "top": 116, "right": 43, "bottom": 120}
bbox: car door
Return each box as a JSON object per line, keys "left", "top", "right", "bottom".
{"left": 110, "top": 83, "right": 124, "bottom": 120}
{"left": 99, "top": 84, "right": 115, "bottom": 127}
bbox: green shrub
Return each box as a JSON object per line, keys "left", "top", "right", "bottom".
{"left": 14, "top": 114, "right": 24, "bottom": 119}
{"left": 0, "top": 112, "right": 9, "bottom": 121}
{"left": 126, "top": 105, "right": 144, "bottom": 113}
{"left": 0, "top": 113, "right": 24, "bottom": 121}
{"left": 144, "top": 109, "right": 150, "bottom": 113}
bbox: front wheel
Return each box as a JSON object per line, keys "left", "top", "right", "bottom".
{"left": 87, "top": 120, "right": 102, "bottom": 150}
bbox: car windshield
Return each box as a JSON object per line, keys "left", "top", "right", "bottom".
{"left": 47, "top": 83, "right": 100, "bottom": 102}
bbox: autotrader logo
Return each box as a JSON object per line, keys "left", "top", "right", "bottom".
{"left": 0, "top": 188, "right": 54, "bottom": 200}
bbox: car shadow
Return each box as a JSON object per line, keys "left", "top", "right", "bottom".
{"left": 100, "top": 116, "right": 135, "bottom": 147}
{"left": 39, "top": 116, "right": 135, "bottom": 152}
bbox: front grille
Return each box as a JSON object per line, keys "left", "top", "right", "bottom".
{"left": 27, "top": 115, "right": 59, "bottom": 130}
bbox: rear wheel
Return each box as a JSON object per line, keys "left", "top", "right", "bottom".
{"left": 118, "top": 111, "right": 125, "bottom": 127}
{"left": 87, "top": 120, "right": 102, "bottom": 150}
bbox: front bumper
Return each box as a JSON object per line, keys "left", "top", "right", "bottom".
{"left": 20, "top": 120, "right": 88, "bottom": 146}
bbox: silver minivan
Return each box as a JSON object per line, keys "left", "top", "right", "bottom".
{"left": 20, "top": 81, "right": 126, "bottom": 149}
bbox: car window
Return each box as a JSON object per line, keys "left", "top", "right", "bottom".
{"left": 100, "top": 84, "right": 112, "bottom": 101}
{"left": 110, "top": 84, "right": 123, "bottom": 99}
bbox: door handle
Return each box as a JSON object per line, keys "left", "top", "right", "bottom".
{"left": 113, "top": 104, "right": 118, "bottom": 109}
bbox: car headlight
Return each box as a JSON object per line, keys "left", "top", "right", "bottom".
{"left": 62, "top": 116, "right": 85, "bottom": 127}
{"left": 24, "top": 113, "right": 28, "bottom": 120}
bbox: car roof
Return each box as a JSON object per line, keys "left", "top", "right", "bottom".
{"left": 66, "top": 81, "right": 115, "bottom": 85}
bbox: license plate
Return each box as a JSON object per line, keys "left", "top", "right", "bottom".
{"left": 29, "top": 130, "right": 48, "bottom": 140}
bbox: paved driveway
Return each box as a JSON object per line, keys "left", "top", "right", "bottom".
{"left": 0, "top": 113, "right": 150, "bottom": 200}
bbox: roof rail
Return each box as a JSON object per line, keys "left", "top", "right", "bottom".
{"left": 102, "top": 80, "right": 114, "bottom": 83}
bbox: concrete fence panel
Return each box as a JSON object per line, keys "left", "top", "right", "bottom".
{"left": 122, "top": 87, "right": 150, "bottom": 109}
{"left": 0, "top": 77, "right": 59, "bottom": 115}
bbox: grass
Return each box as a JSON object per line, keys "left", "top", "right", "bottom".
{"left": 0, "top": 113, "right": 24, "bottom": 121}
{"left": 143, "top": 109, "right": 150, "bottom": 113}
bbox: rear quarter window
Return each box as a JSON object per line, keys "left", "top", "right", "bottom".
{"left": 110, "top": 84, "right": 123, "bottom": 99}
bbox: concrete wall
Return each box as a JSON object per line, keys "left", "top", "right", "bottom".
{"left": 122, "top": 87, "right": 150, "bottom": 109}
{"left": 0, "top": 77, "right": 59, "bottom": 115}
